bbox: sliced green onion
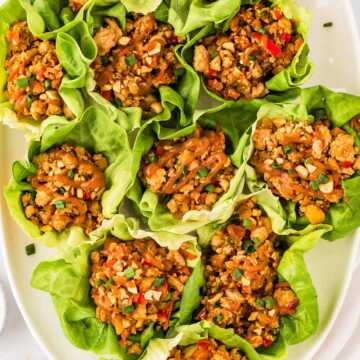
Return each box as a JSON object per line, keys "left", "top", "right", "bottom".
{"left": 25, "top": 243, "right": 36, "bottom": 256}
{"left": 122, "top": 305, "right": 135, "bottom": 314}
{"left": 205, "top": 184, "right": 215, "bottom": 192}
{"left": 271, "top": 162, "right": 281, "bottom": 169}
{"left": 16, "top": 77, "right": 29, "bottom": 88}
{"left": 255, "top": 298, "right": 265, "bottom": 307}
{"left": 265, "top": 297, "right": 275, "bottom": 309}
{"left": 242, "top": 239, "right": 256, "bottom": 254}
{"left": 214, "top": 314, "right": 223, "bottom": 322}
{"left": 67, "top": 170, "right": 75, "bottom": 179}
{"left": 233, "top": 268, "right": 243, "bottom": 280}
{"left": 242, "top": 218, "right": 252, "bottom": 229}
{"left": 44, "top": 79, "right": 51, "bottom": 89}
{"left": 318, "top": 173, "right": 329, "bottom": 184}
{"left": 153, "top": 277, "right": 165, "bottom": 288}
{"left": 125, "top": 55, "right": 136, "bottom": 66}
{"left": 57, "top": 187, "right": 66, "bottom": 195}
{"left": 197, "top": 167, "right": 209, "bottom": 177}
{"left": 309, "top": 181, "right": 319, "bottom": 191}
{"left": 283, "top": 145, "right": 292, "bottom": 154}
{"left": 96, "top": 278, "right": 106, "bottom": 287}
{"left": 54, "top": 200, "right": 65, "bottom": 209}
{"left": 123, "top": 267, "right": 135, "bottom": 279}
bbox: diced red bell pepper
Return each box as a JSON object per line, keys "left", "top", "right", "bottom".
{"left": 133, "top": 293, "right": 145, "bottom": 305}
{"left": 342, "top": 161, "right": 353, "bottom": 168}
{"left": 263, "top": 339, "right": 273, "bottom": 347}
{"left": 83, "top": 192, "right": 92, "bottom": 201}
{"left": 197, "top": 340, "right": 212, "bottom": 349}
{"left": 101, "top": 90, "right": 112, "bottom": 101}
{"left": 106, "top": 258, "right": 116, "bottom": 268}
{"left": 208, "top": 69, "right": 218, "bottom": 78}
{"left": 281, "top": 33, "right": 292, "bottom": 43}
{"left": 266, "top": 38, "right": 282, "bottom": 57}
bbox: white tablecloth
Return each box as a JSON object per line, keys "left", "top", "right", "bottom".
{"left": 1, "top": 2, "right": 360, "bottom": 360}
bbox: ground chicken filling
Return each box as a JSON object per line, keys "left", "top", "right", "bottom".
{"left": 21, "top": 144, "right": 108, "bottom": 234}
{"left": 5, "top": 21, "right": 73, "bottom": 121}
{"left": 250, "top": 117, "right": 360, "bottom": 225}
{"left": 196, "top": 198, "right": 298, "bottom": 349}
{"left": 92, "top": 14, "right": 185, "bottom": 116}
{"left": 141, "top": 127, "right": 236, "bottom": 219}
{"left": 69, "top": 0, "right": 87, "bottom": 12}
{"left": 193, "top": 2, "right": 303, "bottom": 100}
{"left": 90, "top": 238, "right": 193, "bottom": 354}
{"left": 169, "top": 338, "right": 248, "bottom": 360}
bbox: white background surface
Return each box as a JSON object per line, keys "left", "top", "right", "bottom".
{"left": 1, "top": 1, "right": 360, "bottom": 360}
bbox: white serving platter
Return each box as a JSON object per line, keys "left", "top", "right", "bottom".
{"left": 1, "top": 0, "right": 360, "bottom": 359}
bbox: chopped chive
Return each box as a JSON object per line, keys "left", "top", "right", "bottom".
{"left": 304, "top": 158, "right": 312, "bottom": 165}
{"left": 57, "top": 187, "right": 66, "bottom": 195}
{"left": 153, "top": 277, "right": 165, "bottom": 288}
{"left": 25, "top": 243, "right": 36, "bottom": 256}
{"left": 125, "top": 54, "right": 137, "bottom": 66}
{"left": 283, "top": 145, "right": 292, "bottom": 154}
{"left": 271, "top": 162, "right": 281, "bottom": 169}
{"left": 104, "top": 277, "right": 114, "bottom": 288}
{"left": 148, "top": 153, "right": 158, "bottom": 163}
{"left": 259, "top": 27, "right": 266, "bottom": 34}
{"left": 197, "top": 167, "right": 209, "bottom": 177}
{"left": 205, "top": 184, "right": 215, "bottom": 192}
{"left": 44, "top": 79, "right": 51, "bottom": 89}
{"left": 255, "top": 298, "right": 265, "bottom": 307}
{"left": 242, "top": 218, "right": 252, "bottom": 229}
{"left": 54, "top": 200, "right": 65, "bottom": 209}
{"left": 253, "top": 237, "right": 262, "bottom": 247}
{"left": 323, "top": 22, "right": 333, "bottom": 28}
{"left": 309, "top": 181, "right": 319, "bottom": 191}
{"left": 96, "top": 278, "right": 106, "bottom": 287}
{"left": 233, "top": 268, "right": 243, "bottom": 280}
{"left": 122, "top": 305, "right": 135, "bottom": 314}
{"left": 101, "top": 56, "right": 110, "bottom": 65}
{"left": 123, "top": 267, "right": 135, "bottom": 279}
{"left": 67, "top": 169, "right": 75, "bottom": 179}
{"left": 265, "top": 297, "right": 275, "bottom": 309}
{"left": 16, "top": 77, "right": 29, "bottom": 88}
{"left": 26, "top": 95, "right": 33, "bottom": 107}
{"left": 214, "top": 314, "right": 223, "bottom": 322}
{"left": 210, "top": 50, "right": 218, "bottom": 59}
{"left": 242, "top": 239, "right": 256, "bottom": 254}
{"left": 317, "top": 173, "right": 329, "bottom": 184}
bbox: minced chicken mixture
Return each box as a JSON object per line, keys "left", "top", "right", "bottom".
{"left": 90, "top": 238, "right": 194, "bottom": 354}
{"left": 141, "top": 127, "right": 236, "bottom": 219}
{"left": 92, "top": 14, "right": 185, "bottom": 116}
{"left": 193, "top": 2, "right": 303, "bottom": 100}
{"left": 5, "top": 21, "right": 73, "bottom": 121}
{"left": 169, "top": 338, "right": 248, "bottom": 360}
{"left": 196, "top": 198, "right": 298, "bottom": 349}
{"left": 250, "top": 117, "right": 360, "bottom": 224}
{"left": 21, "top": 144, "right": 108, "bottom": 234}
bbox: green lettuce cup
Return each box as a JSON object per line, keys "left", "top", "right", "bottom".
{"left": 239, "top": 85, "right": 360, "bottom": 241}
{"left": 142, "top": 322, "right": 261, "bottom": 360}
{"left": 125, "top": 99, "right": 264, "bottom": 235}
{"left": 3, "top": 105, "right": 134, "bottom": 246}
{"left": 82, "top": 0, "right": 199, "bottom": 131}
{"left": 0, "top": 0, "right": 96, "bottom": 133}
{"left": 31, "top": 215, "right": 204, "bottom": 359}
{"left": 179, "top": 0, "right": 312, "bottom": 105}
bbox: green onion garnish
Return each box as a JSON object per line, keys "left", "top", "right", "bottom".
{"left": 233, "top": 268, "right": 243, "bottom": 280}
{"left": 125, "top": 55, "right": 136, "bottom": 66}
{"left": 25, "top": 243, "right": 36, "bottom": 256}
{"left": 123, "top": 267, "right": 135, "bottom": 279}
{"left": 16, "top": 78, "right": 29, "bottom": 88}
{"left": 153, "top": 277, "right": 165, "bottom": 288}
{"left": 54, "top": 200, "right": 65, "bottom": 209}
{"left": 122, "top": 305, "right": 135, "bottom": 314}
{"left": 242, "top": 218, "right": 252, "bottom": 229}
{"left": 197, "top": 167, "right": 209, "bottom": 177}
{"left": 205, "top": 184, "right": 215, "bottom": 192}
{"left": 283, "top": 145, "right": 292, "bottom": 154}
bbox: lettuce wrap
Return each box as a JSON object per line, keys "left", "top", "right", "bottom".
{"left": 0, "top": 0, "right": 97, "bottom": 133}
{"left": 125, "top": 98, "right": 265, "bottom": 235}
{"left": 82, "top": 0, "right": 200, "bottom": 131}
{"left": 238, "top": 85, "right": 360, "bottom": 241}
{"left": 178, "top": 0, "right": 312, "bottom": 106}
{"left": 3, "top": 105, "right": 134, "bottom": 246}
{"left": 143, "top": 197, "right": 324, "bottom": 360}
{"left": 31, "top": 215, "right": 204, "bottom": 359}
